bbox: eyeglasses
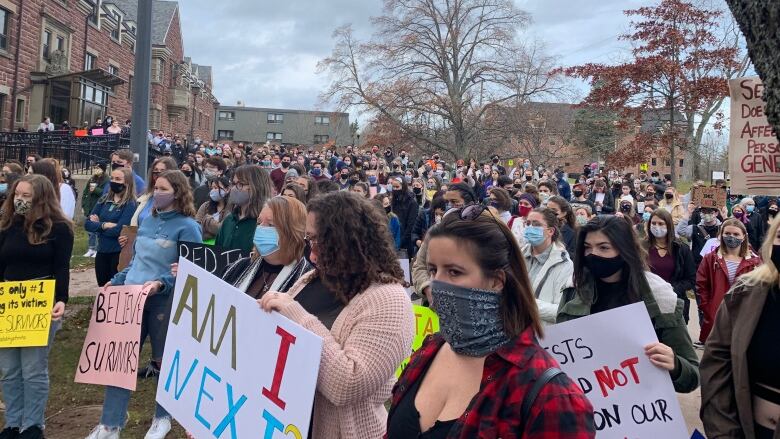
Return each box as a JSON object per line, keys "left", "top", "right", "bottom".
{"left": 304, "top": 234, "right": 319, "bottom": 247}
{"left": 232, "top": 181, "right": 247, "bottom": 191}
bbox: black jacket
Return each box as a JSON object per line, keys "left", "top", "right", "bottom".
{"left": 392, "top": 192, "right": 420, "bottom": 257}
{"left": 746, "top": 211, "right": 765, "bottom": 252}
{"left": 669, "top": 240, "right": 696, "bottom": 300}
{"left": 587, "top": 190, "right": 615, "bottom": 214}
{"left": 412, "top": 208, "right": 433, "bottom": 247}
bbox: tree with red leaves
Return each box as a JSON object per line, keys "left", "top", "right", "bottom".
{"left": 563, "top": 0, "right": 747, "bottom": 183}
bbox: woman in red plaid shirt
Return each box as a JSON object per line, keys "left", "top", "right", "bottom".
{"left": 387, "top": 204, "right": 595, "bottom": 438}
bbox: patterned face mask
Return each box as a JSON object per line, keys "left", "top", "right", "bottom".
{"left": 431, "top": 280, "right": 510, "bottom": 357}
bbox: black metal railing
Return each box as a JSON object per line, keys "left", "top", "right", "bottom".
{"left": 0, "top": 131, "right": 131, "bottom": 173}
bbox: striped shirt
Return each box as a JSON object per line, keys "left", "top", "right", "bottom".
{"left": 725, "top": 259, "right": 740, "bottom": 285}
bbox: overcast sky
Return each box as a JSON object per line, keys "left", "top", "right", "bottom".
{"left": 179, "top": 0, "right": 715, "bottom": 118}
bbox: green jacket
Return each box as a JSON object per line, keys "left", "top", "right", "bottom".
{"left": 81, "top": 175, "right": 108, "bottom": 216}
{"left": 215, "top": 212, "right": 257, "bottom": 253}
{"left": 557, "top": 270, "right": 700, "bottom": 394}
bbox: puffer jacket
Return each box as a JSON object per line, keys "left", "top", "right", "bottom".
{"left": 522, "top": 242, "right": 573, "bottom": 324}
{"left": 695, "top": 249, "right": 762, "bottom": 342}
{"left": 558, "top": 270, "right": 700, "bottom": 393}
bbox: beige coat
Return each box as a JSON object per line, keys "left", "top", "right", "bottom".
{"left": 278, "top": 272, "right": 415, "bottom": 439}
{"left": 700, "top": 280, "right": 780, "bottom": 439}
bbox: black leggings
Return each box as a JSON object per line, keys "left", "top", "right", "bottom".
{"left": 755, "top": 423, "right": 777, "bottom": 439}
{"left": 94, "top": 252, "right": 120, "bottom": 286}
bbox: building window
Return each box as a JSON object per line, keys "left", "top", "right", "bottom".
{"left": 218, "top": 111, "right": 234, "bottom": 121}
{"left": 151, "top": 58, "right": 163, "bottom": 83}
{"left": 127, "top": 75, "right": 133, "bottom": 99}
{"left": 679, "top": 159, "right": 684, "bottom": 167}
{"left": 314, "top": 135, "right": 329, "bottom": 144}
{"left": 651, "top": 158, "right": 657, "bottom": 166}
{"left": 0, "top": 8, "right": 8, "bottom": 52}
{"left": 267, "top": 113, "right": 283, "bottom": 124}
{"left": 88, "top": 0, "right": 101, "bottom": 27}
{"left": 266, "top": 132, "right": 282, "bottom": 141}
{"left": 85, "top": 52, "right": 96, "bottom": 70}
{"left": 56, "top": 36, "right": 65, "bottom": 52}
{"left": 76, "top": 79, "right": 109, "bottom": 125}
{"left": 110, "top": 11, "right": 121, "bottom": 41}
{"left": 314, "top": 115, "right": 330, "bottom": 125}
{"left": 664, "top": 158, "right": 671, "bottom": 167}
{"left": 149, "top": 108, "right": 161, "bottom": 130}
{"left": 217, "top": 130, "right": 234, "bottom": 140}
{"left": 42, "top": 30, "right": 52, "bottom": 60}
{"left": 108, "top": 64, "right": 119, "bottom": 76}
{"left": 15, "top": 99, "right": 24, "bottom": 123}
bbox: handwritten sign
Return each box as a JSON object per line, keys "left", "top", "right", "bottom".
{"left": 0, "top": 280, "right": 55, "bottom": 347}
{"left": 728, "top": 77, "right": 780, "bottom": 195}
{"left": 692, "top": 186, "right": 727, "bottom": 209}
{"left": 396, "top": 305, "right": 439, "bottom": 377}
{"left": 540, "top": 303, "right": 687, "bottom": 438}
{"left": 74, "top": 285, "right": 149, "bottom": 390}
{"left": 156, "top": 258, "right": 322, "bottom": 439}
{"left": 178, "top": 241, "right": 248, "bottom": 277}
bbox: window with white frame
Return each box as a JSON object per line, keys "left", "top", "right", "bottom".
{"left": 314, "top": 115, "right": 330, "bottom": 125}
{"left": 218, "top": 130, "right": 234, "bottom": 140}
{"left": 266, "top": 132, "right": 282, "bottom": 141}
{"left": 267, "top": 113, "right": 284, "bottom": 124}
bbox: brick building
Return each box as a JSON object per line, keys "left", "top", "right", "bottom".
{"left": 0, "top": 0, "right": 218, "bottom": 141}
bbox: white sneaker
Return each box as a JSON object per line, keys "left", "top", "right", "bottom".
{"left": 144, "top": 417, "right": 171, "bottom": 439}
{"left": 83, "top": 249, "right": 95, "bottom": 257}
{"left": 90, "top": 250, "right": 98, "bottom": 258}
{"left": 84, "top": 425, "right": 120, "bottom": 439}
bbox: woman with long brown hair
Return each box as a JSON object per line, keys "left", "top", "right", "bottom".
{"left": 260, "top": 191, "right": 414, "bottom": 438}
{"left": 86, "top": 170, "right": 201, "bottom": 439}
{"left": 216, "top": 165, "right": 273, "bottom": 252}
{"left": 387, "top": 205, "right": 593, "bottom": 438}
{"left": 0, "top": 174, "right": 73, "bottom": 438}
{"left": 31, "top": 158, "right": 76, "bottom": 219}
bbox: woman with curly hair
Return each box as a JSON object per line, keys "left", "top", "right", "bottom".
{"left": 260, "top": 191, "right": 414, "bottom": 439}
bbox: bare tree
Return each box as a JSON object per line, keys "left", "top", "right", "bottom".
{"left": 318, "top": 0, "right": 563, "bottom": 160}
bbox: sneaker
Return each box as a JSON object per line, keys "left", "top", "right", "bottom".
{"left": 83, "top": 249, "right": 94, "bottom": 257}
{"left": 18, "top": 426, "right": 43, "bottom": 439}
{"left": 137, "top": 361, "right": 160, "bottom": 379}
{"left": 0, "top": 427, "right": 20, "bottom": 439}
{"left": 84, "top": 425, "right": 119, "bottom": 439}
{"left": 144, "top": 417, "right": 171, "bottom": 439}
{"left": 90, "top": 250, "right": 98, "bottom": 258}
{"left": 693, "top": 341, "right": 705, "bottom": 350}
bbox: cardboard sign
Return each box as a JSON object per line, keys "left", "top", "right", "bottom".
{"left": 178, "top": 241, "right": 249, "bottom": 277}
{"left": 396, "top": 305, "right": 439, "bottom": 378}
{"left": 691, "top": 187, "right": 727, "bottom": 209}
{"left": 75, "top": 285, "right": 149, "bottom": 390}
{"left": 0, "top": 280, "right": 55, "bottom": 347}
{"left": 157, "top": 259, "right": 322, "bottom": 439}
{"left": 540, "top": 303, "right": 688, "bottom": 438}
{"left": 728, "top": 77, "right": 780, "bottom": 195}
{"left": 117, "top": 225, "right": 137, "bottom": 272}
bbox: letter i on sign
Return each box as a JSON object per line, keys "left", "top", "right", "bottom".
{"left": 262, "top": 326, "right": 297, "bottom": 410}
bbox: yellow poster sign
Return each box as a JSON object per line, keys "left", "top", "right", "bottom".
{"left": 0, "top": 280, "right": 55, "bottom": 347}
{"left": 396, "top": 305, "right": 440, "bottom": 377}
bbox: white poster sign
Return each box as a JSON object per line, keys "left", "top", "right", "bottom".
{"left": 156, "top": 258, "right": 323, "bottom": 439}
{"left": 541, "top": 303, "right": 688, "bottom": 438}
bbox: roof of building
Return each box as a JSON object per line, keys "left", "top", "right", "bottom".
{"left": 105, "top": 0, "right": 178, "bottom": 45}
{"left": 219, "top": 106, "right": 349, "bottom": 117}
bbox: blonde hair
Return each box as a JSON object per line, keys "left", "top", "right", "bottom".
{"left": 741, "top": 214, "right": 780, "bottom": 286}
{"left": 265, "top": 196, "right": 306, "bottom": 265}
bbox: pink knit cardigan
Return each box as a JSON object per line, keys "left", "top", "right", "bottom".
{"left": 278, "top": 272, "right": 415, "bottom": 439}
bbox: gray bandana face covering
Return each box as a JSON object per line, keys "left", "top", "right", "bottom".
{"left": 431, "top": 280, "right": 511, "bottom": 357}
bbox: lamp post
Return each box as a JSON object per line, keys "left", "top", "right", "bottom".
{"left": 129, "top": 0, "right": 152, "bottom": 173}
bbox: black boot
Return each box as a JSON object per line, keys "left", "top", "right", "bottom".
{"left": 18, "top": 426, "right": 43, "bottom": 439}
{"left": 0, "top": 427, "right": 20, "bottom": 439}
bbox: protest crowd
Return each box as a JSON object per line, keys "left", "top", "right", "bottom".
{"left": 0, "top": 136, "right": 777, "bottom": 439}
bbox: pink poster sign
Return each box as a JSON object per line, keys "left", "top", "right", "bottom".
{"left": 74, "top": 285, "right": 149, "bottom": 390}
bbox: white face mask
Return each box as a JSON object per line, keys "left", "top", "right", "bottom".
{"left": 650, "top": 225, "right": 668, "bottom": 238}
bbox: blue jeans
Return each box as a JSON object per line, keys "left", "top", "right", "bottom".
{"left": 0, "top": 319, "right": 61, "bottom": 431}
{"left": 87, "top": 231, "right": 98, "bottom": 250}
{"left": 100, "top": 293, "right": 174, "bottom": 428}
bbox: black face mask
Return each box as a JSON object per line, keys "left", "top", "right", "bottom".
{"left": 772, "top": 245, "right": 780, "bottom": 273}
{"left": 664, "top": 193, "right": 674, "bottom": 200}
{"left": 573, "top": 190, "right": 583, "bottom": 197}
{"left": 769, "top": 208, "right": 778, "bottom": 218}
{"left": 281, "top": 162, "right": 290, "bottom": 168}
{"left": 109, "top": 182, "right": 125, "bottom": 194}
{"left": 111, "top": 162, "right": 123, "bottom": 170}
{"left": 584, "top": 254, "right": 625, "bottom": 279}
{"left": 413, "top": 187, "right": 422, "bottom": 195}
{"left": 183, "top": 170, "right": 193, "bottom": 177}
{"left": 525, "top": 175, "right": 533, "bottom": 181}
{"left": 513, "top": 184, "right": 522, "bottom": 189}
{"left": 385, "top": 205, "right": 392, "bottom": 214}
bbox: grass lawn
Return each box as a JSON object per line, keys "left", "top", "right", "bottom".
{"left": 0, "top": 298, "right": 187, "bottom": 438}
{"left": 71, "top": 228, "right": 95, "bottom": 270}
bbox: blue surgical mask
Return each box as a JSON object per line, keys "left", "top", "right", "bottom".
{"left": 253, "top": 225, "right": 280, "bottom": 257}
{"left": 431, "top": 280, "right": 510, "bottom": 357}
{"left": 209, "top": 189, "right": 224, "bottom": 202}
{"left": 404, "top": 176, "right": 412, "bottom": 184}
{"left": 311, "top": 168, "right": 322, "bottom": 177}
{"left": 523, "top": 225, "right": 546, "bottom": 246}
{"left": 746, "top": 205, "right": 755, "bottom": 213}
{"left": 642, "top": 212, "right": 651, "bottom": 222}
{"left": 0, "top": 183, "right": 7, "bottom": 194}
